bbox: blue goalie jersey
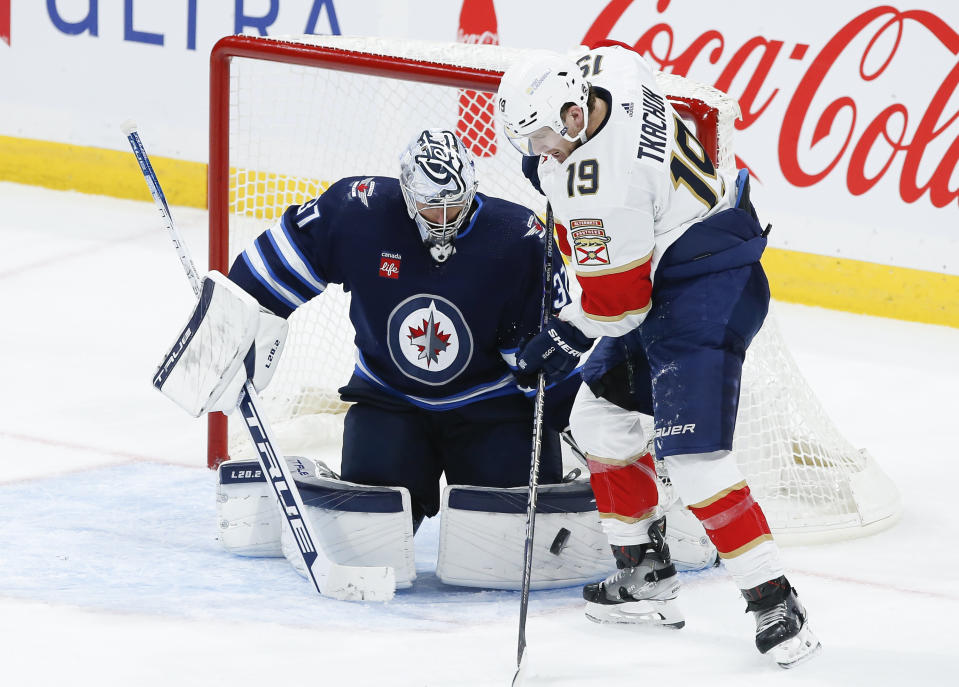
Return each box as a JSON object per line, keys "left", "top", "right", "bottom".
{"left": 229, "top": 176, "right": 570, "bottom": 410}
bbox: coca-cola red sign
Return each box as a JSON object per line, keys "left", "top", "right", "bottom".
{"left": 584, "top": 0, "right": 959, "bottom": 209}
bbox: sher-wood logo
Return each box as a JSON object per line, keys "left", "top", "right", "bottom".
{"left": 584, "top": 1, "right": 959, "bottom": 209}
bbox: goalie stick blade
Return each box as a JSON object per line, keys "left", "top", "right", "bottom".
{"left": 322, "top": 563, "right": 396, "bottom": 602}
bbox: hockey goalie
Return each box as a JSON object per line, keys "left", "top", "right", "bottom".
{"left": 153, "top": 128, "right": 718, "bottom": 595}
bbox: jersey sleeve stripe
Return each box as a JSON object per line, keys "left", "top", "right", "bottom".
{"left": 263, "top": 231, "right": 325, "bottom": 298}
{"left": 573, "top": 251, "right": 652, "bottom": 278}
{"left": 255, "top": 232, "right": 320, "bottom": 303}
{"left": 578, "top": 254, "right": 653, "bottom": 320}
{"left": 269, "top": 220, "right": 328, "bottom": 293}
{"left": 241, "top": 243, "right": 305, "bottom": 310}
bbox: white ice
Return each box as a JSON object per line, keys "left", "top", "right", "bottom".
{"left": 0, "top": 181, "right": 957, "bottom": 686}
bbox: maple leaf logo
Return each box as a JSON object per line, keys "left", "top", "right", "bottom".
{"left": 407, "top": 310, "right": 452, "bottom": 366}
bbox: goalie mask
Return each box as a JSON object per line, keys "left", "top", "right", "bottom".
{"left": 497, "top": 53, "right": 590, "bottom": 156}
{"left": 399, "top": 129, "right": 478, "bottom": 263}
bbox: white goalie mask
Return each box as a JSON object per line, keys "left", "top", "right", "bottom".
{"left": 399, "top": 129, "right": 479, "bottom": 263}
{"left": 497, "top": 53, "right": 591, "bottom": 156}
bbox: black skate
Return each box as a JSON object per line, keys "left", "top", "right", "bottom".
{"left": 743, "top": 577, "right": 822, "bottom": 668}
{"left": 582, "top": 517, "right": 684, "bottom": 629}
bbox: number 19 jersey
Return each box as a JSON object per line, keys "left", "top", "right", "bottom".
{"left": 536, "top": 44, "right": 739, "bottom": 339}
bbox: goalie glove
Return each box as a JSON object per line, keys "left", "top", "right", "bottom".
{"left": 153, "top": 271, "right": 288, "bottom": 417}
{"left": 516, "top": 316, "right": 594, "bottom": 386}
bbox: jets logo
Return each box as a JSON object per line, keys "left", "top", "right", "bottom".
{"left": 414, "top": 130, "right": 466, "bottom": 192}
{"left": 350, "top": 177, "right": 376, "bottom": 207}
{"left": 387, "top": 294, "right": 473, "bottom": 385}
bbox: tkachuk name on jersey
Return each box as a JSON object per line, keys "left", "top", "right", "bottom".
{"left": 570, "top": 220, "right": 611, "bottom": 266}
{"left": 637, "top": 84, "right": 668, "bottom": 163}
{"left": 654, "top": 423, "right": 696, "bottom": 438}
{"left": 350, "top": 177, "right": 376, "bottom": 207}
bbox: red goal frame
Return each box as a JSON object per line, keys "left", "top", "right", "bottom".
{"left": 206, "top": 34, "right": 721, "bottom": 469}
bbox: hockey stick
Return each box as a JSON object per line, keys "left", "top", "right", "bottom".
{"left": 512, "top": 202, "right": 555, "bottom": 686}
{"left": 123, "top": 122, "right": 394, "bottom": 602}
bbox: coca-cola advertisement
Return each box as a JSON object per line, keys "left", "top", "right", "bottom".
{"left": 490, "top": 0, "right": 958, "bottom": 278}
{"left": 0, "top": 0, "right": 955, "bottom": 287}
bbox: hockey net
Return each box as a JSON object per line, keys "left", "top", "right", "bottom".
{"left": 209, "top": 34, "right": 901, "bottom": 544}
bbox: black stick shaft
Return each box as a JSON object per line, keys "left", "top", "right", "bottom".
{"left": 515, "top": 202, "right": 555, "bottom": 672}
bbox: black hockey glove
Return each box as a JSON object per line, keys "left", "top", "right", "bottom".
{"left": 516, "top": 317, "right": 594, "bottom": 386}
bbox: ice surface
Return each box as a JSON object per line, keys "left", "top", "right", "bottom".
{"left": 0, "top": 182, "right": 956, "bottom": 686}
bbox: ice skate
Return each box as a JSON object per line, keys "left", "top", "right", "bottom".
{"left": 582, "top": 517, "right": 684, "bottom": 629}
{"left": 743, "top": 577, "right": 822, "bottom": 668}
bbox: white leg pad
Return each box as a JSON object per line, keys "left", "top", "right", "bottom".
{"left": 659, "top": 481, "right": 719, "bottom": 571}
{"left": 217, "top": 457, "right": 416, "bottom": 588}
{"left": 436, "top": 480, "right": 613, "bottom": 590}
{"left": 216, "top": 459, "right": 286, "bottom": 557}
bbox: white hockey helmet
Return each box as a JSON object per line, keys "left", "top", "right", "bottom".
{"left": 399, "top": 129, "right": 478, "bottom": 263}
{"left": 497, "top": 53, "right": 591, "bottom": 155}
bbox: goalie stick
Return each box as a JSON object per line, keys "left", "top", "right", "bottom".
{"left": 512, "top": 202, "right": 555, "bottom": 687}
{"left": 123, "top": 122, "right": 395, "bottom": 602}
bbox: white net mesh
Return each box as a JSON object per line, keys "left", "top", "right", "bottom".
{"left": 216, "top": 35, "right": 900, "bottom": 543}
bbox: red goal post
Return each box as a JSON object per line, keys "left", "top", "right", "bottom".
{"left": 207, "top": 34, "right": 900, "bottom": 544}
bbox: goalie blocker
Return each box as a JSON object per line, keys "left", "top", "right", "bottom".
{"left": 217, "top": 457, "right": 717, "bottom": 589}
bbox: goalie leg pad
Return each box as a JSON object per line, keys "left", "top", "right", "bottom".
{"left": 436, "top": 480, "right": 613, "bottom": 590}
{"left": 216, "top": 458, "right": 285, "bottom": 557}
{"left": 279, "top": 462, "right": 416, "bottom": 589}
{"left": 217, "top": 457, "right": 416, "bottom": 588}
{"left": 153, "top": 271, "right": 287, "bottom": 417}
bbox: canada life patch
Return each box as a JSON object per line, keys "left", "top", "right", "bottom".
{"left": 379, "top": 251, "right": 401, "bottom": 279}
{"left": 570, "top": 219, "right": 610, "bottom": 266}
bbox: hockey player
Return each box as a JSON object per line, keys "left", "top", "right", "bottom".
{"left": 497, "top": 45, "right": 821, "bottom": 667}
{"left": 221, "top": 129, "right": 577, "bottom": 528}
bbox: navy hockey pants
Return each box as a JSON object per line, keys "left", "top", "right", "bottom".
{"left": 340, "top": 393, "right": 563, "bottom": 523}
{"left": 581, "top": 202, "right": 770, "bottom": 459}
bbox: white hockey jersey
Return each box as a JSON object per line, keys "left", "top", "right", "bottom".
{"left": 538, "top": 45, "right": 738, "bottom": 339}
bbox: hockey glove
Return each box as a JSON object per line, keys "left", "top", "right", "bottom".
{"left": 153, "top": 271, "right": 288, "bottom": 417}
{"left": 516, "top": 316, "right": 594, "bottom": 386}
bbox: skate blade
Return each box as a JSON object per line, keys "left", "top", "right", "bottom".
{"left": 585, "top": 600, "right": 685, "bottom": 629}
{"left": 771, "top": 624, "right": 822, "bottom": 669}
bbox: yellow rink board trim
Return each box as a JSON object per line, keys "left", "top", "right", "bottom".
{"left": 1, "top": 135, "right": 957, "bottom": 328}
{"left": 762, "top": 248, "right": 958, "bottom": 329}
{"left": 0, "top": 135, "right": 207, "bottom": 208}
